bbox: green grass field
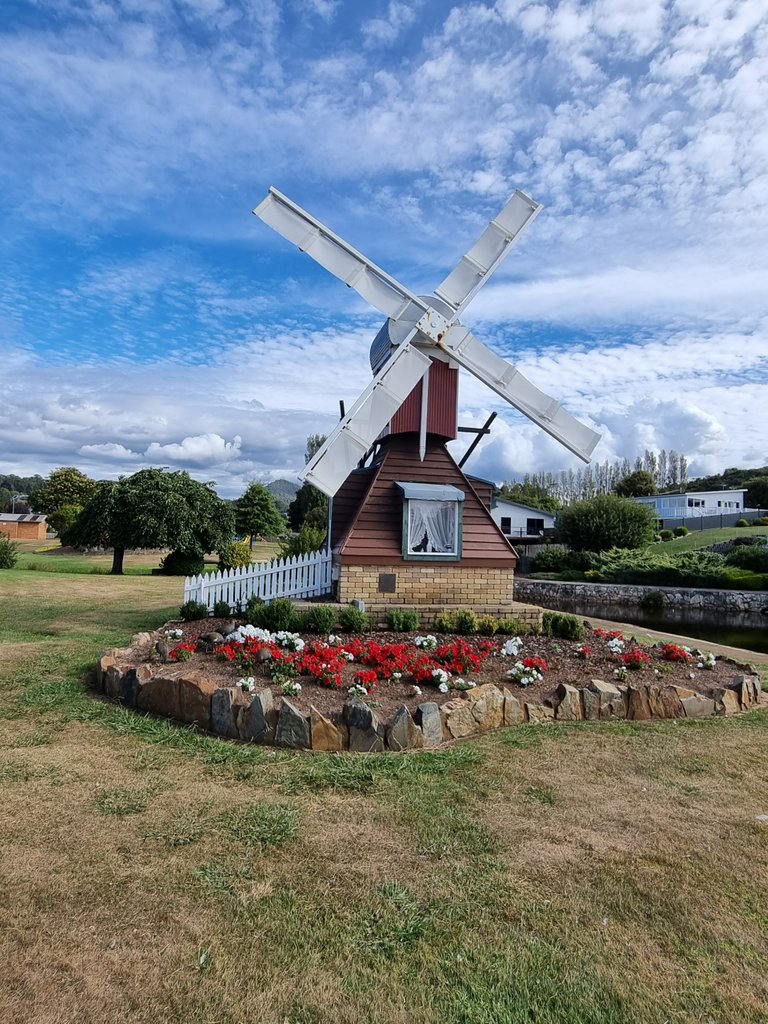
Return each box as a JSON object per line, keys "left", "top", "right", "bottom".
{"left": 648, "top": 526, "right": 768, "bottom": 551}
{"left": 1, "top": 567, "right": 768, "bottom": 1023}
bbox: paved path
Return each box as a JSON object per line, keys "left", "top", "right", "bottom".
{"left": 582, "top": 612, "right": 768, "bottom": 669}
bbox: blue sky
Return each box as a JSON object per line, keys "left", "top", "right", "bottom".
{"left": 1, "top": 0, "right": 766, "bottom": 496}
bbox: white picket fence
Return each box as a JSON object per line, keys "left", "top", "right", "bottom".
{"left": 183, "top": 549, "right": 332, "bottom": 614}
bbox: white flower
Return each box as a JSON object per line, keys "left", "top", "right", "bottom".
{"left": 327, "top": 634, "right": 337, "bottom": 644}
{"left": 281, "top": 680, "right": 301, "bottom": 696}
{"left": 431, "top": 667, "right": 449, "bottom": 685}
{"left": 411, "top": 684, "right": 422, "bottom": 696}
{"left": 438, "top": 682, "right": 449, "bottom": 694}
{"left": 238, "top": 676, "right": 256, "bottom": 693}
{"left": 689, "top": 672, "right": 696, "bottom": 679}
{"left": 414, "top": 634, "right": 437, "bottom": 651}
{"left": 654, "top": 668, "right": 661, "bottom": 676}
{"left": 392, "top": 671, "right": 402, "bottom": 681}
{"left": 607, "top": 637, "right": 625, "bottom": 655}
{"left": 501, "top": 637, "right": 523, "bottom": 657}
{"left": 348, "top": 683, "right": 368, "bottom": 698}
{"left": 163, "top": 628, "right": 183, "bottom": 641}
{"left": 343, "top": 651, "right": 355, "bottom": 661}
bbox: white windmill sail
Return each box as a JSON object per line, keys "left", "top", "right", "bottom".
{"left": 301, "top": 341, "right": 432, "bottom": 497}
{"left": 439, "top": 325, "right": 600, "bottom": 462}
{"left": 253, "top": 184, "right": 601, "bottom": 496}
{"left": 433, "top": 190, "right": 542, "bottom": 317}
{"left": 253, "top": 188, "right": 428, "bottom": 324}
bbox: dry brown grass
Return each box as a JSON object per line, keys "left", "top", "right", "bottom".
{"left": 2, "top": 570, "right": 768, "bottom": 1023}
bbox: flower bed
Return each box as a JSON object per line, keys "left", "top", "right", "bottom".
{"left": 95, "top": 620, "right": 765, "bottom": 752}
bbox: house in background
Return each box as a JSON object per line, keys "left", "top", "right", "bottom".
{"left": 489, "top": 497, "right": 556, "bottom": 540}
{"left": 0, "top": 513, "right": 47, "bottom": 541}
{"left": 632, "top": 489, "right": 746, "bottom": 520}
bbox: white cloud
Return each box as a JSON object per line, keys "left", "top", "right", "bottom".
{"left": 144, "top": 433, "right": 242, "bottom": 464}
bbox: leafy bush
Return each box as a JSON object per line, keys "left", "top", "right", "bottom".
{"left": 659, "top": 530, "right": 674, "bottom": 541}
{"left": 179, "top": 599, "right": 209, "bottom": 621}
{"left": 673, "top": 526, "right": 689, "bottom": 537}
{"left": 161, "top": 550, "right": 205, "bottom": 576}
{"left": 753, "top": 517, "right": 768, "bottom": 527}
{"left": 718, "top": 569, "right": 767, "bottom": 590}
{"left": 432, "top": 612, "right": 454, "bottom": 632}
{"left": 300, "top": 604, "right": 338, "bottom": 634}
{"left": 218, "top": 540, "right": 252, "bottom": 570}
{"left": 736, "top": 519, "right": 750, "bottom": 527}
{"left": 496, "top": 617, "right": 528, "bottom": 635}
{"left": 213, "top": 599, "right": 232, "bottom": 618}
{"left": 385, "top": 608, "right": 420, "bottom": 631}
{"left": 453, "top": 608, "right": 478, "bottom": 635}
{"left": 476, "top": 615, "right": 499, "bottom": 636}
{"left": 249, "top": 597, "right": 298, "bottom": 632}
{"left": 0, "top": 535, "right": 19, "bottom": 569}
{"left": 555, "top": 494, "right": 656, "bottom": 552}
{"left": 725, "top": 545, "right": 768, "bottom": 572}
{"left": 278, "top": 525, "right": 326, "bottom": 559}
{"left": 531, "top": 547, "right": 599, "bottom": 572}
{"left": 541, "top": 612, "right": 585, "bottom": 641}
{"left": 639, "top": 590, "right": 667, "bottom": 612}
{"left": 339, "top": 605, "right": 369, "bottom": 633}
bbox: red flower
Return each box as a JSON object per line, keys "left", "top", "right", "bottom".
{"left": 621, "top": 648, "right": 650, "bottom": 669}
{"left": 661, "top": 643, "right": 690, "bottom": 663}
{"left": 522, "top": 656, "right": 548, "bottom": 673}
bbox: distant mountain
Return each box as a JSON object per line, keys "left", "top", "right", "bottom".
{"left": 265, "top": 478, "right": 299, "bottom": 513}
{"left": 686, "top": 465, "right": 768, "bottom": 492}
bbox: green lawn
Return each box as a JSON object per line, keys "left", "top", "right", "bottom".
{"left": 648, "top": 526, "right": 768, "bottom": 551}
{"left": 1, "top": 570, "right": 768, "bottom": 1023}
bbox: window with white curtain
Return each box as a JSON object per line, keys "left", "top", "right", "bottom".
{"left": 397, "top": 482, "right": 464, "bottom": 561}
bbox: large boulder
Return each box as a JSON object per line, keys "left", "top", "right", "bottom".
{"left": 502, "top": 688, "right": 524, "bottom": 725}
{"left": 465, "top": 684, "right": 504, "bottom": 731}
{"left": 275, "top": 699, "right": 310, "bottom": 748}
{"left": 310, "top": 707, "right": 347, "bottom": 751}
{"left": 441, "top": 698, "right": 478, "bottom": 739}
{"left": 345, "top": 700, "right": 385, "bottom": 752}
{"left": 386, "top": 705, "right": 424, "bottom": 751}
{"left": 415, "top": 703, "right": 443, "bottom": 748}
{"left": 554, "top": 683, "right": 583, "bottom": 721}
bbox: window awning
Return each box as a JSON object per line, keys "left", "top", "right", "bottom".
{"left": 396, "top": 482, "right": 465, "bottom": 502}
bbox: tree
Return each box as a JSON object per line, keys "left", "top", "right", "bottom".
{"left": 498, "top": 480, "right": 561, "bottom": 514}
{"left": 0, "top": 487, "right": 11, "bottom": 512}
{"left": 30, "top": 467, "right": 97, "bottom": 530}
{"left": 555, "top": 494, "right": 656, "bottom": 552}
{"left": 305, "top": 433, "right": 326, "bottom": 464}
{"left": 746, "top": 476, "right": 768, "bottom": 510}
{"left": 63, "top": 469, "right": 235, "bottom": 574}
{"left": 48, "top": 503, "right": 84, "bottom": 536}
{"left": 235, "top": 483, "right": 285, "bottom": 546}
{"left": 287, "top": 482, "right": 328, "bottom": 532}
{"left": 614, "top": 470, "right": 657, "bottom": 498}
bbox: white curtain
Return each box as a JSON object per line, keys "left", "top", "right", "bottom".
{"left": 408, "top": 500, "right": 456, "bottom": 553}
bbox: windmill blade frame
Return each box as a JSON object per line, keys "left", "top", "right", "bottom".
{"left": 253, "top": 188, "right": 430, "bottom": 324}
{"left": 433, "top": 190, "right": 542, "bottom": 317}
{"left": 301, "top": 340, "right": 433, "bottom": 497}
{"left": 439, "top": 324, "right": 600, "bottom": 463}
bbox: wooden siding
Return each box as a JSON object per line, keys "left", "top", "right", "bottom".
{"left": 466, "top": 476, "right": 493, "bottom": 511}
{"left": 336, "top": 435, "right": 516, "bottom": 567}
{"left": 390, "top": 359, "right": 457, "bottom": 439}
{"left": 330, "top": 467, "right": 376, "bottom": 549}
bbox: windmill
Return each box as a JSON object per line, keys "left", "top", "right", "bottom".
{"left": 252, "top": 187, "right": 600, "bottom": 616}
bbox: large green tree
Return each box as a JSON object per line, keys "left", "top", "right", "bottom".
{"left": 745, "top": 476, "right": 768, "bottom": 511}
{"left": 287, "top": 483, "right": 328, "bottom": 532}
{"left": 235, "top": 483, "right": 285, "bottom": 546}
{"left": 555, "top": 494, "right": 656, "bottom": 552}
{"left": 30, "top": 467, "right": 97, "bottom": 533}
{"left": 63, "top": 469, "right": 235, "bottom": 574}
{"left": 614, "top": 469, "right": 657, "bottom": 498}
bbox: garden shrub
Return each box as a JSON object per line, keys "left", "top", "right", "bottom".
{"left": 179, "top": 599, "right": 209, "bottom": 621}
{"left": 542, "top": 612, "right": 585, "bottom": 641}
{"left": 0, "top": 535, "right": 19, "bottom": 569}
{"left": 531, "top": 547, "right": 599, "bottom": 573}
{"left": 476, "top": 615, "right": 499, "bottom": 636}
{"left": 555, "top": 494, "right": 656, "bottom": 551}
{"left": 453, "top": 608, "right": 478, "bottom": 635}
{"left": 673, "top": 526, "right": 689, "bottom": 537}
{"left": 255, "top": 598, "right": 298, "bottom": 632}
{"left": 736, "top": 519, "right": 750, "bottom": 527}
{"left": 725, "top": 545, "right": 768, "bottom": 572}
{"left": 301, "top": 604, "right": 338, "bottom": 634}
{"left": 278, "top": 525, "right": 326, "bottom": 559}
{"left": 161, "top": 550, "right": 205, "bottom": 576}
{"left": 433, "top": 611, "right": 455, "bottom": 633}
{"left": 753, "top": 517, "right": 768, "bottom": 527}
{"left": 640, "top": 590, "right": 667, "bottom": 612}
{"left": 659, "top": 530, "right": 674, "bottom": 541}
{"left": 245, "top": 595, "right": 264, "bottom": 624}
{"left": 385, "top": 608, "right": 420, "bottom": 631}
{"left": 218, "top": 540, "right": 252, "bottom": 570}
{"left": 339, "top": 605, "right": 369, "bottom": 633}
{"left": 496, "top": 617, "right": 527, "bottom": 635}
{"left": 213, "top": 599, "right": 232, "bottom": 619}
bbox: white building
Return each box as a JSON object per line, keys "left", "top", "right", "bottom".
{"left": 490, "top": 498, "right": 556, "bottom": 539}
{"left": 633, "top": 489, "right": 745, "bottom": 519}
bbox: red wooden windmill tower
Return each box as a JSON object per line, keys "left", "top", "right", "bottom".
{"left": 253, "top": 188, "right": 600, "bottom": 620}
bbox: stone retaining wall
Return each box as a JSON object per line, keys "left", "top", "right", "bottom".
{"left": 95, "top": 635, "right": 764, "bottom": 753}
{"left": 514, "top": 579, "right": 768, "bottom": 615}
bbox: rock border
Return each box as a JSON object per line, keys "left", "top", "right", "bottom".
{"left": 95, "top": 634, "right": 766, "bottom": 752}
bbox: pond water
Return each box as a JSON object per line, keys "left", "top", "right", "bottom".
{"left": 544, "top": 601, "right": 768, "bottom": 655}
